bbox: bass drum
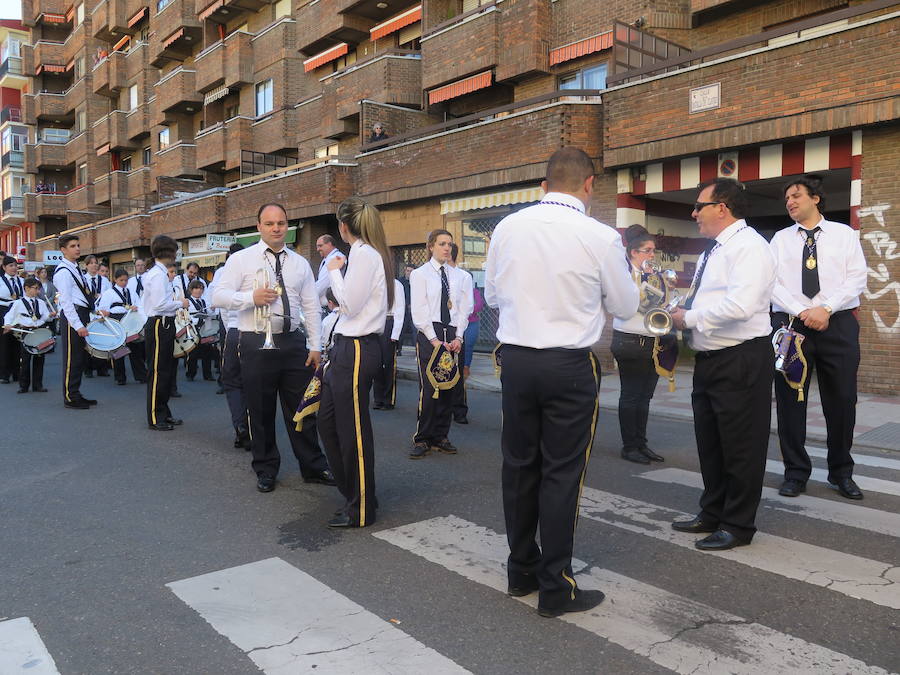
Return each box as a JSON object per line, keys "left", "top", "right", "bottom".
{"left": 173, "top": 310, "right": 198, "bottom": 358}
{"left": 22, "top": 327, "right": 56, "bottom": 355}
{"left": 85, "top": 317, "right": 129, "bottom": 360}
{"left": 120, "top": 308, "right": 148, "bottom": 343}
{"left": 198, "top": 316, "right": 221, "bottom": 344}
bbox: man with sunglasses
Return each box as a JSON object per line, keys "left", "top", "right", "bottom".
{"left": 669, "top": 178, "right": 775, "bottom": 551}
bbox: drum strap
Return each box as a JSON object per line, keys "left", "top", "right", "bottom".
{"left": 54, "top": 265, "right": 95, "bottom": 309}
{"left": 113, "top": 286, "right": 130, "bottom": 306}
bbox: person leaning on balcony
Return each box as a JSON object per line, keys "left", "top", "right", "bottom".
{"left": 368, "top": 123, "right": 388, "bottom": 143}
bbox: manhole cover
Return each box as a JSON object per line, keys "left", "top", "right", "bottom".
{"left": 855, "top": 422, "right": 900, "bottom": 452}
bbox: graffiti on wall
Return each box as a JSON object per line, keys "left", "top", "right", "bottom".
{"left": 860, "top": 204, "right": 899, "bottom": 334}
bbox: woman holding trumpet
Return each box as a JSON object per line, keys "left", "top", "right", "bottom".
{"left": 611, "top": 224, "right": 678, "bottom": 465}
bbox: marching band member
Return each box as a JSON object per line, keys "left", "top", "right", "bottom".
{"left": 97, "top": 268, "right": 147, "bottom": 385}
{"left": 0, "top": 255, "right": 23, "bottom": 383}
{"left": 372, "top": 278, "right": 404, "bottom": 411}
{"left": 485, "top": 147, "right": 638, "bottom": 618}
{"left": 166, "top": 263, "right": 183, "bottom": 399}
{"left": 84, "top": 255, "right": 111, "bottom": 379}
{"left": 174, "top": 261, "right": 206, "bottom": 299}
{"left": 3, "top": 277, "right": 52, "bottom": 393}
{"left": 126, "top": 258, "right": 148, "bottom": 373}
{"left": 315, "top": 234, "right": 343, "bottom": 306}
{"left": 144, "top": 236, "right": 189, "bottom": 431}
{"left": 53, "top": 235, "right": 97, "bottom": 409}
{"left": 186, "top": 280, "right": 215, "bottom": 382}
{"left": 316, "top": 197, "right": 392, "bottom": 528}
{"left": 212, "top": 203, "right": 334, "bottom": 493}
{"left": 409, "top": 229, "right": 472, "bottom": 459}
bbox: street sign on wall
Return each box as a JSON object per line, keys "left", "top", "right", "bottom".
{"left": 43, "top": 250, "right": 64, "bottom": 265}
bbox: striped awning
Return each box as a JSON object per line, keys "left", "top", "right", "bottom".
{"left": 370, "top": 5, "right": 422, "bottom": 41}
{"left": 162, "top": 28, "right": 184, "bottom": 48}
{"left": 36, "top": 64, "right": 67, "bottom": 74}
{"left": 41, "top": 12, "right": 67, "bottom": 23}
{"left": 203, "top": 85, "right": 230, "bottom": 105}
{"left": 303, "top": 43, "right": 349, "bottom": 72}
{"left": 128, "top": 7, "right": 148, "bottom": 27}
{"left": 65, "top": 58, "right": 75, "bottom": 71}
{"left": 429, "top": 70, "right": 492, "bottom": 105}
{"left": 440, "top": 186, "right": 544, "bottom": 214}
{"left": 96, "top": 143, "right": 110, "bottom": 156}
{"left": 549, "top": 31, "right": 613, "bottom": 66}
{"left": 112, "top": 35, "right": 131, "bottom": 52}
{"left": 198, "top": 0, "right": 224, "bottom": 20}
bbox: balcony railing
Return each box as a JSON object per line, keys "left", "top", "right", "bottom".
{"left": 2, "top": 196, "right": 24, "bottom": 213}
{"left": 0, "top": 106, "right": 22, "bottom": 124}
{"left": 0, "top": 57, "right": 24, "bottom": 79}
{"left": 1, "top": 150, "right": 24, "bottom": 168}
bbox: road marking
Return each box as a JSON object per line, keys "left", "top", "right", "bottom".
{"left": 375, "top": 516, "right": 891, "bottom": 675}
{"left": 807, "top": 446, "right": 900, "bottom": 472}
{"left": 578, "top": 487, "right": 900, "bottom": 609}
{"left": 0, "top": 617, "right": 60, "bottom": 674}
{"left": 765, "top": 460, "right": 900, "bottom": 497}
{"left": 639, "top": 468, "right": 900, "bottom": 538}
{"left": 167, "top": 557, "right": 470, "bottom": 674}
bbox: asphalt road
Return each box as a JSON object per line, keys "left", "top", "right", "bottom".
{"left": 1, "top": 350, "right": 897, "bottom": 674}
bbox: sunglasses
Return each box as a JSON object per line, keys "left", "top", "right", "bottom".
{"left": 694, "top": 201, "right": 722, "bottom": 212}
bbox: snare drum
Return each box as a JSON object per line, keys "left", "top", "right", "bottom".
{"left": 119, "top": 308, "right": 148, "bottom": 343}
{"left": 22, "top": 327, "right": 56, "bottom": 355}
{"left": 85, "top": 317, "right": 129, "bottom": 360}
{"left": 198, "top": 316, "right": 221, "bottom": 344}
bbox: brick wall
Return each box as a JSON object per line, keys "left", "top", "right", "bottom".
{"left": 360, "top": 100, "right": 440, "bottom": 144}
{"left": 421, "top": 7, "right": 499, "bottom": 90}
{"left": 496, "top": 0, "right": 551, "bottom": 82}
{"left": 149, "top": 194, "right": 227, "bottom": 240}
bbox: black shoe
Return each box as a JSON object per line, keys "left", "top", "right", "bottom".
{"left": 33, "top": 387, "right": 47, "bottom": 393}
{"left": 170, "top": 391, "right": 182, "bottom": 398}
{"left": 538, "top": 589, "right": 606, "bottom": 618}
{"left": 431, "top": 438, "right": 458, "bottom": 454}
{"left": 372, "top": 402, "right": 385, "bottom": 410}
{"left": 116, "top": 380, "right": 127, "bottom": 386}
{"left": 216, "top": 386, "right": 225, "bottom": 395}
{"left": 778, "top": 479, "right": 806, "bottom": 498}
{"left": 621, "top": 447, "right": 650, "bottom": 464}
{"left": 76, "top": 397, "right": 98, "bottom": 406}
{"left": 65, "top": 400, "right": 91, "bottom": 409}
{"left": 165, "top": 417, "right": 183, "bottom": 426}
{"left": 639, "top": 446, "right": 664, "bottom": 462}
{"left": 85, "top": 372, "right": 94, "bottom": 378}
{"left": 148, "top": 423, "right": 174, "bottom": 431}
{"left": 454, "top": 415, "right": 469, "bottom": 424}
{"left": 410, "top": 442, "right": 430, "bottom": 459}
{"left": 671, "top": 516, "right": 718, "bottom": 533}
{"left": 186, "top": 376, "right": 195, "bottom": 381}
{"left": 695, "top": 529, "right": 750, "bottom": 551}
{"left": 830, "top": 477, "right": 863, "bottom": 500}
{"left": 328, "top": 513, "right": 355, "bottom": 528}
{"left": 381, "top": 404, "right": 394, "bottom": 410}
{"left": 17, "top": 388, "right": 28, "bottom": 394}
{"left": 257, "top": 476, "right": 276, "bottom": 493}
{"left": 234, "top": 427, "right": 250, "bottom": 449}
{"left": 507, "top": 574, "right": 540, "bottom": 597}
{"left": 304, "top": 470, "right": 336, "bottom": 486}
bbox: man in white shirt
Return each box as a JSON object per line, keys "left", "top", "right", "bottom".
{"left": 770, "top": 176, "right": 867, "bottom": 500}
{"left": 213, "top": 203, "right": 334, "bottom": 493}
{"left": 372, "top": 278, "right": 405, "bottom": 410}
{"left": 485, "top": 147, "right": 638, "bottom": 618}
{"left": 315, "top": 234, "right": 343, "bottom": 307}
{"left": 670, "top": 178, "right": 776, "bottom": 551}
{"left": 173, "top": 261, "right": 206, "bottom": 300}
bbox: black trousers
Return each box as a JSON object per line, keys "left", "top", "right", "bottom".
{"left": 692, "top": 336, "right": 773, "bottom": 542}
{"left": 452, "top": 366, "right": 468, "bottom": 420}
{"left": 85, "top": 354, "right": 110, "bottom": 376}
{"left": 500, "top": 345, "right": 600, "bottom": 610}
{"left": 319, "top": 334, "right": 381, "bottom": 526}
{"left": 611, "top": 330, "right": 660, "bottom": 451}
{"left": 239, "top": 330, "right": 329, "bottom": 479}
{"left": 110, "top": 317, "right": 148, "bottom": 384}
{"left": 772, "top": 311, "right": 858, "bottom": 483}
{"left": 221, "top": 327, "right": 247, "bottom": 432}
{"left": 414, "top": 324, "right": 456, "bottom": 444}
{"left": 146, "top": 316, "right": 176, "bottom": 426}
{"left": 186, "top": 342, "right": 215, "bottom": 379}
{"left": 18, "top": 346, "right": 45, "bottom": 390}
{"left": 0, "top": 307, "right": 18, "bottom": 380}
{"left": 373, "top": 317, "right": 398, "bottom": 407}
{"left": 60, "top": 307, "right": 91, "bottom": 403}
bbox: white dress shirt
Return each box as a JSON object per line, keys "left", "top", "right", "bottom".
{"left": 85, "top": 273, "right": 110, "bottom": 299}
{"left": 683, "top": 219, "right": 775, "bottom": 351}
{"left": 450, "top": 265, "right": 475, "bottom": 328}
{"left": 97, "top": 285, "right": 136, "bottom": 319}
{"left": 174, "top": 273, "right": 206, "bottom": 300}
{"left": 316, "top": 247, "right": 343, "bottom": 306}
{"left": 330, "top": 239, "right": 388, "bottom": 337}
{"left": 485, "top": 192, "right": 638, "bottom": 349}
{"left": 770, "top": 217, "right": 867, "bottom": 316}
{"left": 212, "top": 241, "right": 322, "bottom": 351}
{"left": 53, "top": 259, "right": 93, "bottom": 330}
{"left": 388, "top": 279, "right": 405, "bottom": 341}
{"left": 1, "top": 273, "right": 24, "bottom": 310}
{"left": 410, "top": 258, "right": 471, "bottom": 341}
{"left": 143, "top": 262, "right": 183, "bottom": 317}
{"left": 613, "top": 264, "right": 660, "bottom": 337}
{"left": 4, "top": 297, "right": 51, "bottom": 328}
{"left": 126, "top": 274, "right": 146, "bottom": 307}
{"left": 322, "top": 308, "right": 340, "bottom": 351}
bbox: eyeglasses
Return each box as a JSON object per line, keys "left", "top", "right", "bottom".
{"left": 693, "top": 201, "right": 722, "bottom": 212}
{"left": 635, "top": 248, "right": 656, "bottom": 254}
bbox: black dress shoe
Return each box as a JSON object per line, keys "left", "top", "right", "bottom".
{"left": 257, "top": 476, "right": 276, "bottom": 492}
{"left": 381, "top": 404, "right": 394, "bottom": 410}
{"left": 372, "top": 402, "right": 385, "bottom": 410}
{"left": 410, "top": 442, "right": 430, "bottom": 459}
{"left": 65, "top": 400, "right": 91, "bottom": 409}
{"left": 779, "top": 479, "right": 806, "bottom": 497}
{"left": 695, "top": 529, "right": 750, "bottom": 551}
{"left": 170, "top": 391, "right": 182, "bottom": 398}
{"left": 538, "top": 589, "right": 605, "bottom": 618}
{"left": 234, "top": 427, "right": 250, "bottom": 449}
{"left": 454, "top": 415, "right": 469, "bottom": 424}
{"left": 671, "top": 516, "right": 718, "bottom": 533}
{"left": 17, "top": 388, "right": 28, "bottom": 394}
{"left": 81, "top": 398, "right": 98, "bottom": 405}
{"left": 328, "top": 513, "right": 354, "bottom": 528}
{"left": 165, "top": 417, "right": 183, "bottom": 426}
{"left": 621, "top": 447, "right": 650, "bottom": 464}
{"left": 830, "top": 477, "right": 863, "bottom": 500}
{"left": 507, "top": 574, "right": 540, "bottom": 597}
{"left": 431, "top": 438, "right": 458, "bottom": 454}
{"left": 33, "top": 387, "right": 47, "bottom": 393}
{"left": 304, "top": 470, "right": 336, "bottom": 486}
{"left": 639, "top": 446, "right": 664, "bottom": 462}
{"left": 148, "top": 423, "right": 174, "bottom": 431}
{"left": 116, "top": 380, "right": 127, "bottom": 386}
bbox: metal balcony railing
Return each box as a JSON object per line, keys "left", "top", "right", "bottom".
{"left": 0, "top": 106, "right": 22, "bottom": 123}
{"left": 2, "top": 196, "right": 24, "bottom": 213}
{"left": 1, "top": 150, "right": 24, "bottom": 168}
{"left": 0, "top": 57, "right": 23, "bottom": 78}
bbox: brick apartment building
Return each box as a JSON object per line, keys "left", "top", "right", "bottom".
{"left": 15, "top": 0, "right": 900, "bottom": 393}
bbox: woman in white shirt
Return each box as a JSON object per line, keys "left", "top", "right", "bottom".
{"left": 317, "top": 196, "right": 393, "bottom": 529}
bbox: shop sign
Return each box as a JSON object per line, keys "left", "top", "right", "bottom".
{"left": 689, "top": 83, "right": 720, "bottom": 113}
{"left": 207, "top": 234, "right": 237, "bottom": 251}
{"left": 42, "top": 250, "right": 65, "bottom": 265}
{"left": 187, "top": 237, "right": 208, "bottom": 254}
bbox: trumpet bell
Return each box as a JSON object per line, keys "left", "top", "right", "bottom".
{"left": 644, "top": 308, "right": 674, "bottom": 336}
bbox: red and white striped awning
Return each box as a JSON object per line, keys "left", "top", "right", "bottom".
{"left": 36, "top": 64, "right": 67, "bottom": 74}
{"left": 549, "top": 31, "right": 613, "bottom": 66}
{"left": 127, "top": 7, "right": 148, "bottom": 27}
{"left": 162, "top": 28, "right": 184, "bottom": 48}
{"left": 112, "top": 34, "right": 131, "bottom": 51}
{"left": 41, "top": 12, "right": 67, "bottom": 23}
{"left": 370, "top": 5, "right": 422, "bottom": 41}
{"left": 198, "top": 0, "right": 223, "bottom": 21}
{"left": 303, "top": 43, "right": 349, "bottom": 72}
{"left": 428, "top": 70, "right": 492, "bottom": 104}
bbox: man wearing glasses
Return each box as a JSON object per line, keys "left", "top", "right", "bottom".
{"left": 669, "top": 178, "right": 775, "bottom": 551}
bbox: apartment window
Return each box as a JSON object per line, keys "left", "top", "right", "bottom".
{"left": 559, "top": 63, "right": 608, "bottom": 91}
{"left": 255, "top": 80, "right": 273, "bottom": 116}
{"left": 143, "top": 147, "right": 151, "bottom": 165}
{"left": 129, "top": 85, "right": 139, "bottom": 110}
{"left": 75, "top": 110, "right": 87, "bottom": 133}
{"left": 121, "top": 156, "right": 132, "bottom": 172}
{"left": 77, "top": 163, "right": 87, "bottom": 186}
{"left": 158, "top": 128, "right": 170, "bottom": 150}
{"left": 225, "top": 103, "right": 239, "bottom": 120}
{"left": 156, "top": 0, "right": 173, "bottom": 11}
{"left": 75, "top": 3, "right": 85, "bottom": 25}
{"left": 1, "top": 38, "right": 21, "bottom": 61}
{"left": 1, "top": 128, "right": 27, "bottom": 154}
{"left": 314, "top": 144, "right": 339, "bottom": 159}
{"left": 274, "top": 0, "right": 290, "bottom": 18}
{"left": 41, "top": 128, "right": 70, "bottom": 144}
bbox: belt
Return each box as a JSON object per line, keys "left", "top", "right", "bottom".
{"left": 694, "top": 335, "right": 769, "bottom": 359}
{"left": 613, "top": 330, "right": 655, "bottom": 344}
{"left": 502, "top": 343, "right": 591, "bottom": 355}
{"left": 335, "top": 333, "right": 379, "bottom": 341}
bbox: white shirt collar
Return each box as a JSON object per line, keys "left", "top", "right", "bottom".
{"left": 541, "top": 191, "right": 586, "bottom": 213}
{"left": 714, "top": 219, "right": 747, "bottom": 246}
{"left": 429, "top": 257, "right": 446, "bottom": 272}
{"left": 795, "top": 216, "right": 826, "bottom": 234}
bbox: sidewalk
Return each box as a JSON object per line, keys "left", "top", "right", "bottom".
{"left": 396, "top": 352, "right": 900, "bottom": 454}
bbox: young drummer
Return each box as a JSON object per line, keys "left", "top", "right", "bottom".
{"left": 185, "top": 280, "right": 215, "bottom": 381}
{"left": 144, "top": 236, "right": 189, "bottom": 430}
{"left": 317, "top": 197, "right": 393, "bottom": 528}
{"left": 3, "top": 277, "right": 52, "bottom": 393}
{"left": 0, "top": 255, "right": 23, "bottom": 383}
{"left": 97, "top": 268, "right": 147, "bottom": 385}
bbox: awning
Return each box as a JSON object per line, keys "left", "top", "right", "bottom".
{"left": 65, "top": 58, "right": 75, "bottom": 71}
{"left": 96, "top": 143, "right": 110, "bottom": 156}
{"left": 65, "top": 6, "right": 75, "bottom": 22}
{"left": 42, "top": 12, "right": 67, "bottom": 23}
{"left": 203, "top": 85, "right": 230, "bottom": 105}
{"left": 428, "top": 70, "right": 492, "bottom": 105}
{"left": 162, "top": 28, "right": 184, "bottom": 48}
{"left": 303, "top": 43, "right": 348, "bottom": 72}
{"left": 198, "top": 0, "right": 224, "bottom": 20}
{"left": 127, "top": 7, "right": 148, "bottom": 27}
{"left": 440, "top": 186, "right": 544, "bottom": 214}
{"left": 38, "top": 64, "right": 66, "bottom": 74}
{"left": 112, "top": 35, "right": 131, "bottom": 52}
{"left": 179, "top": 251, "right": 227, "bottom": 266}
{"left": 370, "top": 5, "right": 422, "bottom": 41}
{"left": 549, "top": 31, "right": 613, "bottom": 66}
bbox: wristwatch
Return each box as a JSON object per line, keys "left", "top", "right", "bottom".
{"left": 822, "top": 304, "right": 833, "bottom": 314}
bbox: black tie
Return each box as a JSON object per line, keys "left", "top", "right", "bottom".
{"left": 16, "top": 278, "right": 23, "bottom": 297}
{"left": 92, "top": 277, "right": 99, "bottom": 296}
{"left": 31, "top": 299, "right": 40, "bottom": 318}
{"left": 125, "top": 288, "right": 131, "bottom": 305}
{"left": 136, "top": 275, "right": 143, "bottom": 296}
{"left": 801, "top": 227, "right": 821, "bottom": 299}
{"left": 684, "top": 240, "right": 717, "bottom": 310}
{"left": 268, "top": 249, "right": 291, "bottom": 332}
{"left": 440, "top": 266, "right": 451, "bottom": 325}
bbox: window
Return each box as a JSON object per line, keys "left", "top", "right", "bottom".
{"left": 143, "top": 147, "right": 151, "bottom": 165}
{"left": 77, "top": 163, "right": 87, "bottom": 185}
{"left": 314, "top": 144, "right": 339, "bottom": 159}
{"left": 129, "top": 85, "right": 139, "bottom": 110}
{"left": 75, "top": 110, "right": 87, "bottom": 133}
{"left": 1, "top": 38, "right": 21, "bottom": 61}
{"left": 74, "top": 56, "right": 85, "bottom": 78}
{"left": 156, "top": 0, "right": 173, "bottom": 11}
{"left": 274, "top": 0, "right": 290, "bottom": 18}
{"left": 75, "top": 3, "right": 85, "bottom": 25}
{"left": 463, "top": 236, "right": 486, "bottom": 255}
{"left": 41, "top": 128, "right": 70, "bottom": 144}
{"left": 121, "top": 156, "right": 132, "bottom": 172}
{"left": 158, "top": 128, "right": 170, "bottom": 150}
{"left": 559, "top": 63, "right": 607, "bottom": 91}
{"left": 255, "top": 80, "right": 273, "bottom": 116}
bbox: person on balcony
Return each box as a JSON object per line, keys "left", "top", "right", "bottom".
{"left": 368, "top": 123, "right": 388, "bottom": 143}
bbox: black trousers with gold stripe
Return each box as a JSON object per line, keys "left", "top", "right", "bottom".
{"left": 500, "top": 345, "right": 600, "bottom": 611}
{"left": 373, "top": 317, "right": 397, "bottom": 407}
{"left": 414, "top": 323, "right": 456, "bottom": 444}
{"left": 60, "top": 306, "right": 91, "bottom": 404}
{"left": 319, "top": 334, "right": 381, "bottom": 527}
{"left": 145, "top": 316, "right": 176, "bottom": 425}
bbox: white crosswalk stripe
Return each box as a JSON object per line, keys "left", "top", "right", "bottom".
{"left": 764, "top": 460, "right": 900, "bottom": 497}
{"left": 167, "top": 557, "right": 471, "bottom": 674}
{"left": 638, "top": 467, "right": 900, "bottom": 538}
{"left": 579, "top": 486, "right": 900, "bottom": 609}
{"left": 0, "top": 617, "right": 60, "bottom": 674}
{"left": 375, "top": 515, "right": 891, "bottom": 675}
{"left": 807, "top": 446, "right": 900, "bottom": 471}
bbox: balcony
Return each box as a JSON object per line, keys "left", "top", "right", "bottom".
{"left": 126, "top": 103, "right": 150, "bottom": 141}
{"left": 25, "top": 192, "right": 67, "bottom": 221}
{"left": 93, "top": 171, "right": 129, "bottom": 204}
{"left": 421, "top": 3, "right": 499, "bottom": 91}
{"left": 1, "top": 196, "right": 26, "bottom": 224}
{"left": 26, "top": 141, "right": 69, "bottom": 172}
{"left": 0, "top": 106, "right": 23, "bottom": 125}
{"left": 194, "top": 31, "right": 253, "bottom": 94}
{"left": 0, "top": 57, "right": 26, "bottom": 88}
{"left": 154, "top": 141, "right": 199, "bottom": 179}
{"left": 295, "top": 0, "right": 370, "bottom": 55}
{"left": 66, "top": 184, "right": 97, "bottom": 213}
{"left": 150, "top": 0, "right": 202, "bottom": 67}
{"left": 194, "top": 116, "right": 252, "bottom": 171}
{"left": 322, "top": 51, "right": 421, "bottom": 125}
{"left": 64, "top": 79, "right": 88, "bottom": 116}
{"left": 24, "top": 92, "right": 69, "bottom": 124}
{"left": 23, "top": 0, "right": 70, "bottom": 27}
{"left": 26, "top": 41, "right": 67, "bottom": 76}
{"left": 153, "top": 67, "right": 202, "bottom": 125}
{"left": 92, "top": 0, "right": 145, "bottom": 40}
{"left": 65, "top": 131, "right": 91, "bottom": 166}
{"left": 94, "top": 111, "right": 136, "bottom": 152}
{"left": 251, "top": 107, "right": 298, "bottom": 155}
{"left": 92, "top": 52, "right": 127, "bottom": 97}
{"left": 126, "top": 166, "right": 152, "bottom": 200}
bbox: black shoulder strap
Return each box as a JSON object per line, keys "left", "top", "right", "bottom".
{"left": 57, "top": 266, "right": 94, "bottom": 307}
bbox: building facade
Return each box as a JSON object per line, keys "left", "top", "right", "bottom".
{"left": 18, "top": 0, "right": 899, "bottom": 392}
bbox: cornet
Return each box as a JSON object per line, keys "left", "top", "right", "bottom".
{"left": 254, "top": 268, "right": 279, "bottom": 350}
{"left": 640, "top": 262, "right": 681, "bottom": 336}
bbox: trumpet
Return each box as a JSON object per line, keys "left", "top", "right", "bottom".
{"left": 638, "top": 263, "right": 681, "bottom": 335}
{"left": 644, "top": 295, "right": 683, "bottom": 336}
{"left": 254, "top": 268, "right": 279, "bottom": 350}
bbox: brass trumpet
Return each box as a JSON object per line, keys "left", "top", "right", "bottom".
{"left": 254, "top": 268, "right": 279, "bottom": 350}
{"left": 640, "top": 262, "right": 681, "bottom": 336}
